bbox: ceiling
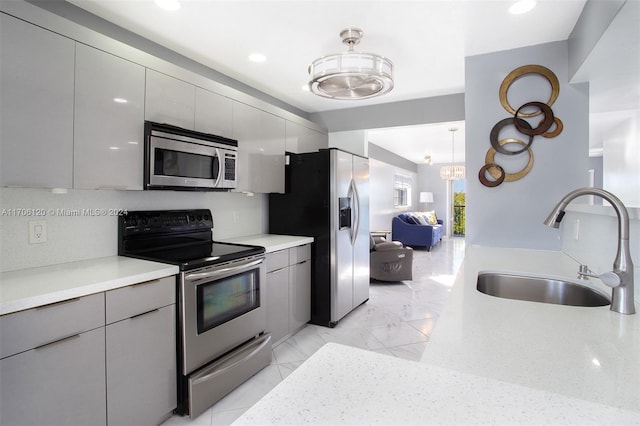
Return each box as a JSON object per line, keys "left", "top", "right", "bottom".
{"left": 64, "top": 0, "right": 608, "bottom": 165}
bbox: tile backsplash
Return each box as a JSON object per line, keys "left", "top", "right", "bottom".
{"left": 0, "top": 188, "right": 267, "bottom": 272}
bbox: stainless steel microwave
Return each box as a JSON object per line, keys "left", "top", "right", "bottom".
{"left": 144, "top": 121, "right": 237, "bottom": 191}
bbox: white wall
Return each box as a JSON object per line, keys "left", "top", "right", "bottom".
{"left": 416, "top": 163, "right": 457, "bottom": 235}
{"left": 602, "top": 111, "right": 640, "bottom": 207}
{"left": 0, "top": 188, "right": 267, "bottom": 272}
{"left": 369, "top": 158, "right": 417, "bottom": 233}
{"left": 465, "top": 40, "right": 589, "bottom": 250}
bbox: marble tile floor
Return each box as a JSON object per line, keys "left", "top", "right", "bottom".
{"left": 163, "top": 237, "right": 466, "bottom": 426}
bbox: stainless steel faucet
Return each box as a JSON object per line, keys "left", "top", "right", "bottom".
{"left": 544, "top": 187, "right": 636, "bottom": 314}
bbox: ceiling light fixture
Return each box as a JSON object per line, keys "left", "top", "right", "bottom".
{"left": 509, "top": 0, "right": 537, "bottom": 15}
{"left": 424, "top": 155, "right": 433, "bottom": 165}
{"left": 248, "top": 53, "right": 267, "bottom": 63}
{"left": 440, "top": 127, "right": 465, "bottom": 180}
{"left": 308, "top": 28, "right": 393, "bottom": 100}
{"left": 154, "top": 0, "right": 181, "bottom": 12}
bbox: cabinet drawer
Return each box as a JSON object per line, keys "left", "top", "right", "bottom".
{"left": 289, "top": 244, "right": 311, "bottom": 264}
{"left": 266, "top": 250, "right": 289, "bottom": 273}
{"left": 0, "top": 292, "right": 104, "bottom": 359}
{"left": 106, "top": 276, "right": 175, "bottom": 324}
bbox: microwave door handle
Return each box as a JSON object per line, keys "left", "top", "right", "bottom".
{"left": 213, "top": 148, "right": 223, "bottom": 187}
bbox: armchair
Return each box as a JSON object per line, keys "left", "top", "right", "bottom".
{"left": 370, "top": 236, "right": 413, "bottom": 282}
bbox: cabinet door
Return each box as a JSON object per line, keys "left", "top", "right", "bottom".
{"left": 266, "top": 267, "right": 290, "bottom": 344}
{"left": 0, "top": 14, "right": 75, "bottom": 188}
{"left": 285, "top": 121, "right": 328, "bottom": 154}
{"left": 0, "top": 327, "right": 106, "bottom": 426}
{"left": 106, "top": 305, "right": 176, "bottom": 426}
{"left": 195, "top": 88, "right": 233, "bottom": 138}
{"left": 145, "top": 69, "right": 195, "bottom": 129}
{"left": 232, "top": 101, "right": 261, "bottom": 192}
{"left": 259, "top": 112, "right": 286, "bottom": 193}
{"left": 289, "top": 259, "right": 311, "bottom": 331}
{"left": 74, "top": 44, "right": 145, "bottom": 189}
{"left": 232, "top": 102, "right": 285, "bottom": 193}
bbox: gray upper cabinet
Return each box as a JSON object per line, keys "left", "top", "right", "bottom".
{"left": 285, "top": 120, "right": 328, "bottom": 154}
{"left": 195, "top": 88, "right": 233, "bottom": 138}
{"left": 74, "top": 44, "right": 145, "bottom": 190}
{"left": 233, "top": 102, "right": 285, "bottom": 193}
{"left": 0, "top": 14, "right": 75, "bottom": 188}
{"left": 145, "top": 69, "right": 195, "bottom": 129}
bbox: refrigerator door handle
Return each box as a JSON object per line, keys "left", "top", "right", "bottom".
{"left": 349, "top": 178, "right": 360, "bottom": 247}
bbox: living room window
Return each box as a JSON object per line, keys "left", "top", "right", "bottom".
{"left": 393, "top": 174, "right": 412, "bottom": 207}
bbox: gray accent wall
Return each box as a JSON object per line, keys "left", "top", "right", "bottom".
{"left": 368, "top": 144, "right": 418, "bottom": 173}
{"left": 310, "top": 94, "right": 465, "bottom": 132}
{"left": 465, "top": 40, "right": 590, "bottom": 250}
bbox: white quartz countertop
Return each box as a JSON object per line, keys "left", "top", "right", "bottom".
{"left": 234, "top": 245, "right": 639, "bottom": 424}
{"left": 220, "top": 234, "right": 313, "bottom": 253}
{"left": 0, "top": 257, "right": 179, "bottom": 315}
{"left": 234, "top": 343, "right": 638, "bottom": 425}
{"left": 420, "top": 245, "right": 639, "bottom": 413}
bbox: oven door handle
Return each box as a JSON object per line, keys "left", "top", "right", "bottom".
{"left": 213, "top": 148, "right": 223, "bottom": 187}
{"left": 184, "top": 257, "right": 264, "bottom": 283}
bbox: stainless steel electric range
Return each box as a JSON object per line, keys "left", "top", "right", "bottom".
{"left": 118, "top": 209, "right": 272, "bottom": 418}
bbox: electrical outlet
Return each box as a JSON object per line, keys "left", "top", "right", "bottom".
{"left": 29, "top": 220, "right": 47, "bottom": 244}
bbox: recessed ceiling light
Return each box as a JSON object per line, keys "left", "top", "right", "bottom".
{"left": 509, "top": 0, "right": 537, "bottom": 15}
{"left": 113, "top": 97, "right": 128, "bottom": 104}
{"left": 154, "top": 0, "right": 181, "bottom": 12}
{"left": 109, "top": 146, "right": 120, "bottom": 150}
{"left": 248, "top": 53, "right": 267, "bottom": 63}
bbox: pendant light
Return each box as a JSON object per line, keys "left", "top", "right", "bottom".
{"left": 308, "top": 28, "right": 394, "bottom": 100}
{"left": 440, "top": 127, "right": 465, "bottom": 180}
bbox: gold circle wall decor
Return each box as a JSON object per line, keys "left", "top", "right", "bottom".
{"left": 542, "top": 117, "right": 564, "bottom": 138}
{"left": 480, "top": 64, "right": 562, "bottom": 188}
{"left": 499, "top": 64, "right": 560, "bottom": 117}
{"left": 484, "top": 139, "right": 534, "bottom": 182}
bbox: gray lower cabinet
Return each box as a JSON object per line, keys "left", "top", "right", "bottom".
{"left": 106, "top": 305, "right": 176, "bottom": 425}
{"left": 105, "top": 276, "right": 177, "bottom": 426}
{"left": 289, "top": 257, "right": 311, "bottom": 332}
{"left": 0, "top": 328, "right": 107, "bottom": 426}
{"left": 266, "top": 244, "right": 311, "bottom": 345}
{"left": 266, "top": 265, "right": 290, "bottom": 344}
{"left": 0, "top": 294, "right": 107, "bottom": 426}
{"left": 0, "top": 276, "right": 177, "bottom": 426}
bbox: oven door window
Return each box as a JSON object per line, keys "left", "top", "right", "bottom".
{"left": 155, "top": 148, "right": 220, "bottom": 180}
{"left": 196, "top": 269, "right": 260, "bottom": 334}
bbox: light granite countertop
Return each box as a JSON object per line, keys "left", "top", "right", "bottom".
{"left": 0, "top": 256, "right": 179, "bottom": 315}
{"left": 220, "top": 234, "right": 313, "bottom": 253}
{"left": 234, "top": 342, "right": 638, "bottom": 425}
{"left": 233, "top": 245, "right": 639, "bottom": 424}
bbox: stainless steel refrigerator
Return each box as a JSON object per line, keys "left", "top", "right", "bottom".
{"left": 269, "top": 148, "right": 369, "bottom": 327}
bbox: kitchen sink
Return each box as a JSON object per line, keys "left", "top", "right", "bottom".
{"left": 476, "top": 272, "right": 611, "bottom": 307}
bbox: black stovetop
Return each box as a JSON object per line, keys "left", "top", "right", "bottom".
{"left": 118, "top": 209, "right": 264, "bottom": 271}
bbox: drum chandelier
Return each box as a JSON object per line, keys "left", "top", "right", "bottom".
{"left": 308, "top": 28, "right": 393, "bottom": 100}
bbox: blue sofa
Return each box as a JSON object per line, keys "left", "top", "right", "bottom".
{"left": 392, "top": 212, "right": 444, "bottom": 251}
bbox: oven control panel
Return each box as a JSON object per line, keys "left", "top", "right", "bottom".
{"left": 119, "top": 209, "right": 213, "bottom": 235}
